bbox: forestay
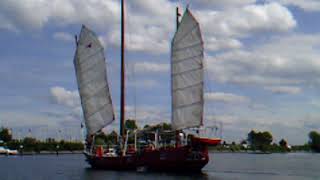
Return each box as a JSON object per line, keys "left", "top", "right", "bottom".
{"left": 171, "top": 9, "right": 204, "bottom": 130}
{"left": 74, "top": 25, "right": 115, "bottom": 135}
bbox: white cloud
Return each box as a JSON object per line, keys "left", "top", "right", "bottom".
{"left": 0, "top": 1, "right": 296, "bottom": 54}
{"left": 206, "top": 33, "right": 320, "bottom": 87}
{"left": 196, "top": 2, "right": 296, "bottom": 39}
{"left": 0, "top": 0, "right": 120, "bottom": 30}
{"left": 310, "top": 100, "right": 320, "bottom": 108}
{"left": 53, "top": 32, "right": 73, "bottom": 42}
{"left": 264, "top": 86, "right": 302, "bottom": 94}
{"left": 131, "top": 0, "right": 175, "bottom": 17}
{"left": 0, "top": 0, "right": 174, "bottom": 54}
{"left": 107, "top": 23, "right": 171, "bottom": 54}
{"left": 192, "top": 0, "right": 256, "bottom": 8}
{"left": 134, "top": 62, "right": 169, "bottom": 74}
{"left": 205, "top": 92, "right": 250, "bottom": 103}
{"left": 50, "top": 86, "right": 80, "bottom": 108}
{"left": 49, "top": 86, "right": 83, "bottom": 128}
{"left": 0, "top": 14, "right": 19, "bottom": 32}
{"left": 271, "top": 0, "right": 320, "bottom": 12}
{"left": 206, "top": 37, "right": 242, "bottom": 51}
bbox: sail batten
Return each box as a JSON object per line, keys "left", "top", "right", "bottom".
{"left": 74, "top": 25, "right": 115, "bottom": 135}
{"left": 173, "top": 82, "right": 203, "bottom": 92}
{"left": 172, "top": 53, "right": 203, "bottom": 64}
{"left": 171, "top": 9, "right": 204, "bottom": 130}
{"left": 172, "top": 67, "right": 202, "bottom": 76}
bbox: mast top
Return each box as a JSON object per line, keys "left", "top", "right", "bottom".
{"left": 176, "top": 7, "right": 181, "bottom": 29}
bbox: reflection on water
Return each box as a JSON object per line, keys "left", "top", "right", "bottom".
{"left": 0, "top": 153, "right": 319, "bottom": 180}
{"left": 82, "top": 168, "right": 210, "bottom": 180}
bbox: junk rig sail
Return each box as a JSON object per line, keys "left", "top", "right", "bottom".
{"left": 171, "top": 9, "right": 204, "bottom": 130}
{"left": 74, "top": 26, "right": 115, "bottom": 136}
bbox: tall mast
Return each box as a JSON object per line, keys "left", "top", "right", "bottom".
{"left": 120, "top": 0, "right": 126, "bottom": 140}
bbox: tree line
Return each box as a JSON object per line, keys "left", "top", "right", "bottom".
{"left": 212, "top": 130, "right": 320, "bottom": 153}
{"left": 1, "top": 121, "right": 319, "bottom": 153}
{"left": 0, "top": 127, "right": 83, "bottom": 153}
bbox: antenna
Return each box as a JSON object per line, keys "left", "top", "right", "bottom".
{"left": 176, "top": 7, "right": 181, "bottom": 29}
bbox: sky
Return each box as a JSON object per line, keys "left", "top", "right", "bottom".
{"left": 0, "top": 0, "right": 320, "bottom": 144}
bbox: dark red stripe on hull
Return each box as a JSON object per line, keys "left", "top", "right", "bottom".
{"left": 85, "top": 146, "right": 209, "bottom": 172}
{"left": 85, "top": 155, "right": 137, "bottom": 170}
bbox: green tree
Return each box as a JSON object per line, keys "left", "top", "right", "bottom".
{"left": 279, "top": 139, "right": 287, "bottom": 147}
{"left": 94, "top": 131, "right": 118, "bottom": 145}
{"left": 309, "top": 131, "right": 320, "bottom": 152}
{"left": 125, "top": 119, "right": 138, "bottom": 131}
{"left": 261, "top": 131, "right": 273, "bottom": 145}
{"left": 0, "top": 128, "right": 12, "bottom": 142}
{"left": 162, "top": 123, "right": 172, "bottom": 131}
{"left": 143, "top": 123, "right": 172, "bottom": 131}
{"left": 247, "top": 130, "right": 273, "bottom": 152}
{"left": 279, "top": 138, "right": 290, "bottom": 152}
{"left": 248, "top": 130, "right": 256, "bottom": 145}
{"left": 143, "top": 124, "right": 150, "bottom": 129}
{"left": 106, "top": 131, "right": 118, "bottom": 145}
{"left": 22, "top": 137, "right": 38, "bottom": 151}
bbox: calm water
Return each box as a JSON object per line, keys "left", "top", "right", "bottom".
{"left": 0, "top": 153, "right": 319, "bottom": 180}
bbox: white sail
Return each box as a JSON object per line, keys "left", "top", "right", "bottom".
{"left": 74, "top": 25, "right": 115, "bottom": 135}
{"left": 171, "top": 9, "right": 204, "bottom": 130}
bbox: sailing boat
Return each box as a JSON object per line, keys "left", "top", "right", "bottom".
{"left": 73, "top": 0, "right": 221, "bottom": 171}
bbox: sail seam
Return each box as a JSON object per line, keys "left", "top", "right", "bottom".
{"left": 173, "top": 101, "right": 203, "bottom": 109}
{"left": 173, "top": 81, "right": 203, "bottom": 92}
{"left": 78, "top": 71, "right": 106, "bottom": 87}
{"left": 76, "top": 57, "right": 105, "bottom": 75}
{"left": 82, "top": 84, "right": 109, "bottom": 103}
{"left": 172, "top": 53, "right": 203, "bottom": 64}
{"left": 86, "top": 102, "right": 111, "bottom": 119}
{"left": 172, "top": 66, "right": 202, "bottom": 76}
{"left": 77, "top": 47, "right": 104, "bottom": 65}
{"left": 172, "top": 41, "right": 202, "bottom": 52}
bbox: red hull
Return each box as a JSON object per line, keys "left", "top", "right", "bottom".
{"left": 85, "top": 145, "right": 208, "bottom": 172}
{"left": 192, "top": 137, "right": 221, "bottom": 146}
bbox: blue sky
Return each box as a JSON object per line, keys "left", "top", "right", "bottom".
{"left": 1, "top": 0, "right": 320, "bottom": 144}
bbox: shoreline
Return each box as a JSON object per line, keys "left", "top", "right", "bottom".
{"left": 1, "top": 151, "right": 315, "bottom": 156}
{"left": 0, "top": 150, "right": 83, "bottom": 156}
{"left": 209, "top": 150, "right": 313, "bottom": 154}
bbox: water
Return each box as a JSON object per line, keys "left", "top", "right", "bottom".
{"left": 0, "top": 153, "right": 319, "bottom": 180}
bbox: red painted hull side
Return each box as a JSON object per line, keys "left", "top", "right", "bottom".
{"left": 85, "top": 146, "right": 209, "bottom": 172}
{"left": 192, "top": 137, "right": 222, "bottom": 146}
